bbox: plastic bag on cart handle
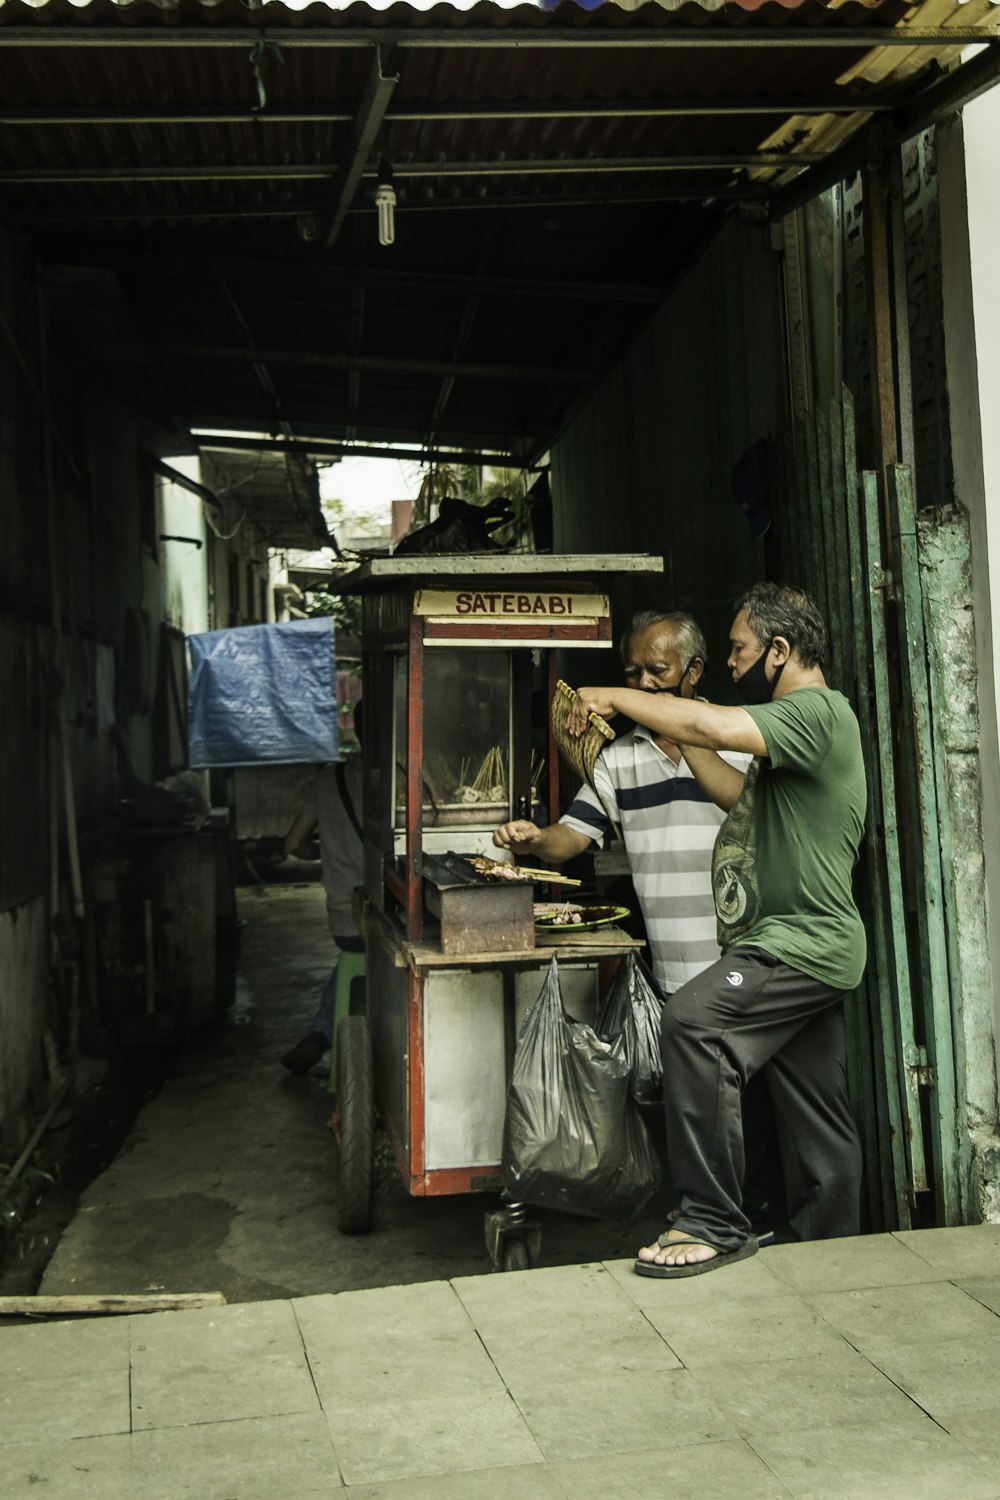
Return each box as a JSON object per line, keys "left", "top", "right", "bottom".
{"left": 596, "top": 952, "right": 666, "bottom": 1107}
{"left": 502, "top": 958, "right": 660, "bottom": 1220}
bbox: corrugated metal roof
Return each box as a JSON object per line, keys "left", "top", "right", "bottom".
{"left": 197, "top": 445, "right": 330, "bottom": 549}
{"left": 0, "top": 0, "right": 927, "bottom": 30}
{"left": 2, "top": 0, "right": 998, "bottom": 465}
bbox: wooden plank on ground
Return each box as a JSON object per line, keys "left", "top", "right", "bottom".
{"left": 0, "top": 1293, "right": 227, "bottom": 1318}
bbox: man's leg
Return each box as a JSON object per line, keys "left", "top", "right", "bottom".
{"left": 308, "top": 962, "right": 339, "bottom": 1042}
{"left": 642, "top": 947, "right": 854, "bottom": 1267}
{"left": 741, "top": 1071, "right": 781, "bottom": 1238}
{"left": 763, "top": 1003, "right": 861, "bottom": 1240}
{"left": 279, "top": 959, "right": 339, "bottom": 1075}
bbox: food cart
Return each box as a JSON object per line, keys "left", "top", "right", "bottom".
{"left": 335, "top": 553, "right": 662, "bottom": 1268}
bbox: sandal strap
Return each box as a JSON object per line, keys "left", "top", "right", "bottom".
{"left": 656, "top": 1232, "right": 717, "bottom": 1251}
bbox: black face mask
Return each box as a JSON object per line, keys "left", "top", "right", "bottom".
{"left": 735, "top": 639, "right": 785, "bottom": 705}
{"left": 650, "top": 656, "right": 698, "bottom": 697}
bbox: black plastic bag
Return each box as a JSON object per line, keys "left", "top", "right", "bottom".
{"left": 502, "top": 958, "right": 660, "bottom": 1219}
{"left": 597, "top": 952, "right": 665, "bottom": 1107}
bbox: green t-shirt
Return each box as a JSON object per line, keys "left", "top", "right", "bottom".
{"left": 711, "top": 686, "right": 867, "bottom": 991}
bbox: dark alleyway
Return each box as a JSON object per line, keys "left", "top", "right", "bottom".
{"left": 32, "top": 876, "right": 662, "bottom": 1301}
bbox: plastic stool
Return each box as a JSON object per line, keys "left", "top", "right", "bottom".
{"left": 328, "top": 949, "right": 367, "bottom": 1091}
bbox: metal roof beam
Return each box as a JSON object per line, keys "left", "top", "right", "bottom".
{"left": 1, "top": 184, "right": 761, "bottom": 227}
{"left": 0, "top": 26, "right": 995, "bottom": 49}
{"left": 391, "top": 96, "right": 896, "bottom": 121}
{"left": 0, "top": 107, "right": 354, "bottom": 126}
{"left": 0, "top": 152, "right": 823, "bottom": 185}
{"left": 0, "top": 95, "right": 896, "bottom": 127}
{"left": 319, "top": 41, "right": 398, "bottom": 248}
{"left": 894, "top": 33, "right": 1000, "bottom": 135}
{"left": 393, "top": 154, "right": 824, "bottom": 175}
{"left": 772, "top": 42, "right": 1000, "bottom": 221}
{"left": 390, "top": 186, "right": 758, "bottom": 208}
{"left": 195, "top": 433, "right": 549, "bottom": 471}
{"left": 187, "top": 412, "right": 548, "bottom": 448}
{"left": 130, "top": 343, "right": 590, "bottom": 384}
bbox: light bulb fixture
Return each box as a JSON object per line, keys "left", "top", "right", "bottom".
{"left": 375, "top": 160, "right": 396, "bottom": 247}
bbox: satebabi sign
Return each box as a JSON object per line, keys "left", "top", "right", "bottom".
{"left": 414, "top": 589, "right": 609, "bottom": 620}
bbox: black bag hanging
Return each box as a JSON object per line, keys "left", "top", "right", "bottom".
{"left": 502, "top": 958, "right": 660, "bottom": 1219}
{"left": 596, "top": 951, "right": 665, "bottom": 1107}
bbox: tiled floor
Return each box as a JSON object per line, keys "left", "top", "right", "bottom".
{"left": 3, "top": 1227, "right": 1000, "bottom": 1499}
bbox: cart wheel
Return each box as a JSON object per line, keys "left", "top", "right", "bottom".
{"left": 501, "top": 1234, "right": 530, "bottom": 1272}
{"left": 336, "top": 1015, "right": 374, "bottom": 1234}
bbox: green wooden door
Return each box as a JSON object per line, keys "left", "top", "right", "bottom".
{"left": 782, "top": 389, "right": 967, "bottom": 1229}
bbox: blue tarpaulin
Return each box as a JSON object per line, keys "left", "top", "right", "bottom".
{"left": 187, "top": 618, "right": 339, "bottom": 767}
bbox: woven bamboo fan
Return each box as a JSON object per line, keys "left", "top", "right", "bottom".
{"left": 551, "top": 680, "right": 615, "bottom": 791}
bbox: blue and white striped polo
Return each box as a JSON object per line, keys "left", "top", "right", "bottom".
{"left": 560, "top": 724, "right": 751, "bottom": 994}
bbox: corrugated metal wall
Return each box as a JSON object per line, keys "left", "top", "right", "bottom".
{"left": 550, "top": 218, "right": 788, "bottom": 690}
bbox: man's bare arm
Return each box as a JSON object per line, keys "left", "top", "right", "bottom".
{"left": 679, "top": 745, "right": 746, "bottom": 812}
{"left": 492, "top": 820, "right": 592, "bottom": 865}
{"left": 570, "top": 687, "right": 769, "bottom": 758}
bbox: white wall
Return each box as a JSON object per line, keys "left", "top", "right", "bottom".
{"left": 158, "top": 461, "right": 209, "bottom": 637}
{"left": 963, "top": 88, "right": 1000, "bottom": 729}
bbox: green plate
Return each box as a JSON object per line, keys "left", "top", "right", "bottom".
{"left": 534, "top": 904, "right": 630, "bottom": 932}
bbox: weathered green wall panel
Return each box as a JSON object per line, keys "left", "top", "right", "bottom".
{"left": 918, "top": 501, "right": 1000, "bottom": 1221}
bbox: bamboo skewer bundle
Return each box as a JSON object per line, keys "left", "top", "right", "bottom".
{"left": 550, "top": 680, "right": 615, "bottom": 791}
{"left": 470, "top": 745, "right": 505, "bottom": 798}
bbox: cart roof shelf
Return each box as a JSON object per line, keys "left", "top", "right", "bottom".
{"left": 333, "top": 554, "right": 663, "bottom": 594}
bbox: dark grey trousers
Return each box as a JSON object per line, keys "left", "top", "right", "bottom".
{"left": 662, "top": 945, "right": 862, "bottom": 1251}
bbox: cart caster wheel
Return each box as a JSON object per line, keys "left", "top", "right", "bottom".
{"left": 486, "top": 1206, "right": 543, "bottom": 1272}
{"left": 501, "top": 1234, "right": 530, "bottom": 1273}
{"left": 336, "top": 1015, "right": 374, "bottom": 1234}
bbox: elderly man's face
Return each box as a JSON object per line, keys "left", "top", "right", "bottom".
{"left": 623, "top": 623, "right": 699, "bottom": 697}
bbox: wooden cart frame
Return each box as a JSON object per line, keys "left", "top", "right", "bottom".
{"left": 333, "top": 554, "right": 661, "bottom": 1258}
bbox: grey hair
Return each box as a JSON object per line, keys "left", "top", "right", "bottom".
{"left": 734, "top": 583, "right": 827, "bottom": 668}
{"left": 620, "top": 609, "right": 708, "bottom": 667}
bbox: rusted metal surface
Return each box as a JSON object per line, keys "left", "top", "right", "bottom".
{"left": 887, "top": 463, "right": 960, "bottom": 1224}
{"left": 421, "top": 855, "right": 535, "bottom": 955}
{"left": 837, "top": 394, "right": 909, "bottom": 1229}
{"left": 860, "top": 464, "right": 925, "bottom": 1212}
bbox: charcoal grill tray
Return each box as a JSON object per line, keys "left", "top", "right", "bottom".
{"left": 421, "top": 852, "right": 523, "bottom": 890}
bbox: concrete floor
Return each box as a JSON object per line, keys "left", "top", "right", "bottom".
{"left": 9, "top": 874, "right": 1000, "bottom": 1497}
{"left": 5, "top": 1230, "right": 1000, "bottom": 1498}
{"left": 37, "top": 877, "right": 665, "bottom": 1301}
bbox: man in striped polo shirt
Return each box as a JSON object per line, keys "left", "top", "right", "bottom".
{"left": 493, "top": 609, "right": 750, "bottom": 997}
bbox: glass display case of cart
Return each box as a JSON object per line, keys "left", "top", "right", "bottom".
{"left": 392, "top": 649, "right": 520, "bottom": 836}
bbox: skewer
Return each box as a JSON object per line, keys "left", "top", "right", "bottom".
{"left": 468, "top": 852, "right": 582, "bottom": 887}
{"left": 511, "top": 867, "right": 583, "bottom": 886}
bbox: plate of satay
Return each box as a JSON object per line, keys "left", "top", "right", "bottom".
{"left": 532, "top": 902, "right": 630, "bottom": 931}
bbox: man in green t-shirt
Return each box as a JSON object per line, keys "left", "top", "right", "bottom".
{"left": 569, "top": 583, "right": 865, "bottom": 1279}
